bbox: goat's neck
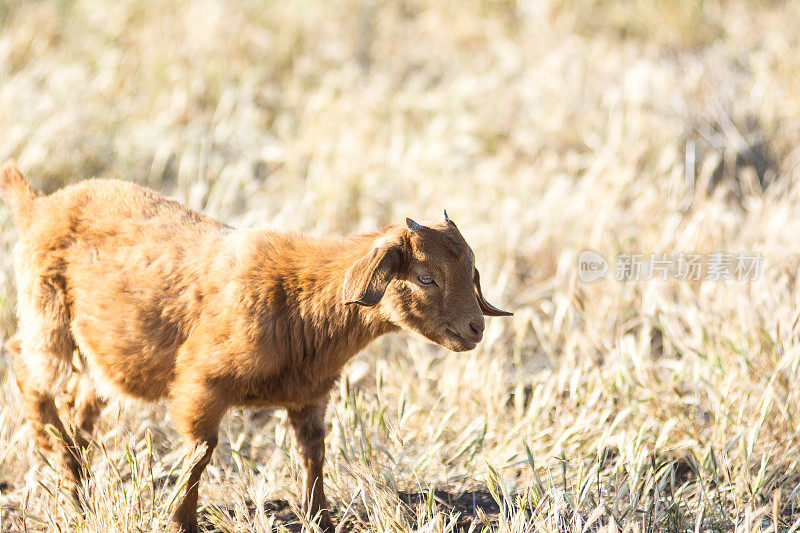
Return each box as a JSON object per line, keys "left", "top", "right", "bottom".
{"left": 299, "top": 235, "right": 397, "bottom": 363}
{"left": 245, "top": 231, "right": 397, "bottom": 370}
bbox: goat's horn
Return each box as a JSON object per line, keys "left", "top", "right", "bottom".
{"left": 442, "top": 209, "right": 450, "bottom": 222}
{"left": 406, "top": 217, "right": 423, "bottom": 231}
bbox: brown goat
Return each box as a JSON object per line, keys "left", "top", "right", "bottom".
{"left": 0, "top": 161, "right": 511, "bottom": 532}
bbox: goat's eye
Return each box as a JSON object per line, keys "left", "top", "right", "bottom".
{"left": 418, "top": 275, "right": 434, "bottom": 285}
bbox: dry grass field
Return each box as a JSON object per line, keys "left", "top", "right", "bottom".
{"left": 2, "top": 0, "right": 800, "bottom": 531}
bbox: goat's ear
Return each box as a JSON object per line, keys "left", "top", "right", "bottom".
{"left": 343, "top": 241, "right": 406, "bottom": 306}
{"left": 473, "top": 268, "right": 513, "bottom": 317}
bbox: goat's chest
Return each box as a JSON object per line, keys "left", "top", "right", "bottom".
{"left": 237, "top": 356, "right": 343, "bottom": 409}
{"left": 226, "top": 313, "right": 369, "bottom": 409}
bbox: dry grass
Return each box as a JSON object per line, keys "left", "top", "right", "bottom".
{"left": 2, "top": 0, "right": 800, "bottom": 531}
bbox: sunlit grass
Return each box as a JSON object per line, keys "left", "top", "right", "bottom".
{"left": 2, "top": 0, "right": 800, "bottom": 531}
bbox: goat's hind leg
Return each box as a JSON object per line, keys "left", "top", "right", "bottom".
{"left": 13, "top": 278, "right": 86, "bottom": 494}
{"left": 59, "top": 369, "right": 106, "bottom": 491}
{"left": 13, "top": 342, "right": 87, "bottom": 493}
{"left": 69, "top": 371, "right": 106, "bottom": 455}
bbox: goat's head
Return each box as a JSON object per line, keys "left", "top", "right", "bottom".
{"left": 343, "top": 211, "right": 512, "bottom": 351}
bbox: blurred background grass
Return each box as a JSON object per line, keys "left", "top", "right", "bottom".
{"left": 2, "top": 0, "right": 800, "bottom": 531}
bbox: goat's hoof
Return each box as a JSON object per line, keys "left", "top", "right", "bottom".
{"left": 318, "top": 512, "right": 336, "bottom": 533}
{"left": 168, "top": 518, "right": 199, "bottom": 533}
{"left": 168, "top": 524, "right": 199, "bottom": 533}
{"left": 58, "top": 475, "right": 79, "bottom": 497}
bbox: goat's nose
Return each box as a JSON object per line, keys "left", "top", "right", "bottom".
{"left": 469, "top": 321, "right": 484, "bottom": 339}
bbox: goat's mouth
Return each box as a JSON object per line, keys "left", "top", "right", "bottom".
{"left": 444, "top": 328, "right": 477, "bottom": 351}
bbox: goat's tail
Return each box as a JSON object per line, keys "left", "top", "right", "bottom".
{"left": 4, "top": 336, "right": 21, "bottom": 356}
{"left": 0, "top": 161, "right": 38, "bottom": 228}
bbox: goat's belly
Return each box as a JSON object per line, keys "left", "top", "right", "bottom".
{"left": 62, "top": 241, "right": 207, "bottom": 400}
{"left": 69, "top": 301, "right": 182, "bottom": 401}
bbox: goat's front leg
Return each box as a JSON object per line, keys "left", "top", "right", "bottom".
{"left": 288, "top": 401, "right": 334, "bottom": 532}
{"left": 169, "top": 382, "right": 226, "bottom": 533}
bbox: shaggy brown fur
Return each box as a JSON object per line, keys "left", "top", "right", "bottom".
{"left": 0, "top": 161, "right": 511, "bottom": 532}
